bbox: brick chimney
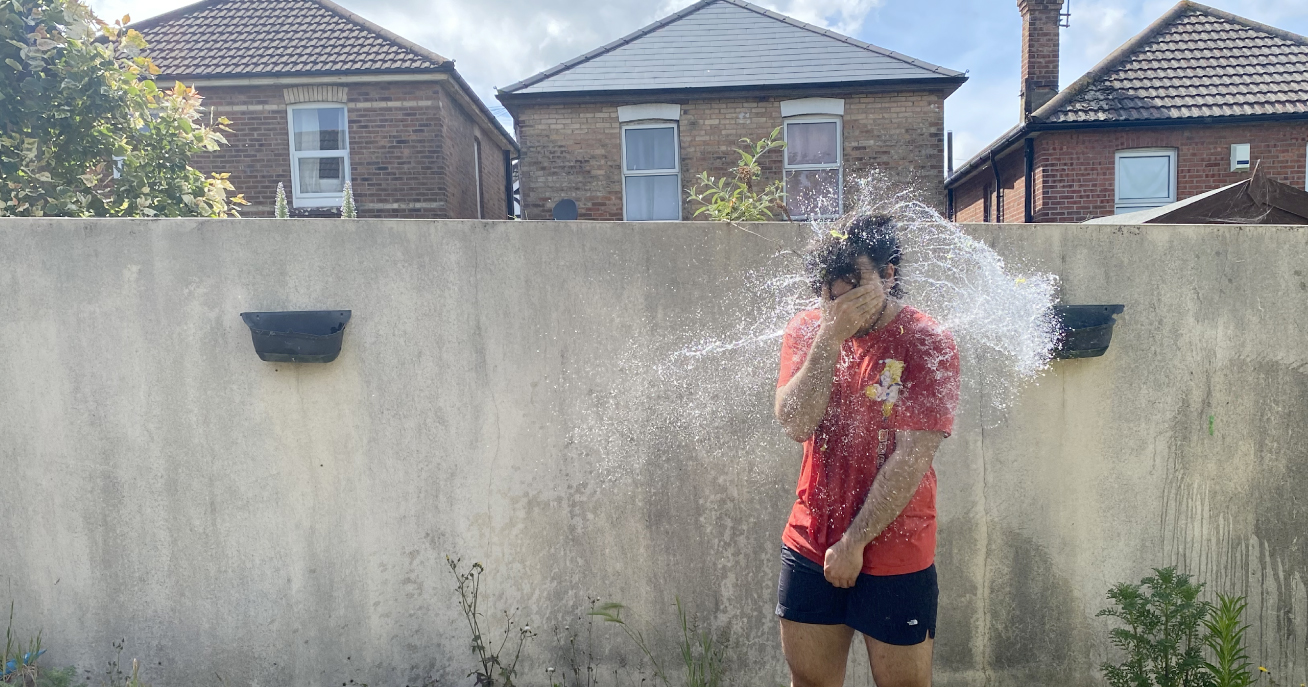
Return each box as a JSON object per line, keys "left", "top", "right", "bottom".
{"left": 1019, "top": 0, "right": 1064, "bottom": 119}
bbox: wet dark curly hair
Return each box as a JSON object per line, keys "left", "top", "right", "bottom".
{"left": 803, "top": 214, "right": 903, "bottom": 298}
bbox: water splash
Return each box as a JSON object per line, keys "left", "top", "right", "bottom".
{"left": 566, "top": 172, "right": 1060, "bottom": 481}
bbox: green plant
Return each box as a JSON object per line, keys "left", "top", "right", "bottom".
{"left": 340, "top": 181, "right": 356, "bottom": 218}
{"left": 447, "top": 556, "right": 535, "bottom": 687}
{"left": 1204, "top": 594, "right": 1253, "bottom": 687}
{"left": 1098, "top": 567, "right": 1213, "bottom": 687}
{"left": 32, "top": 667, "right": 73, "bottom": 687}
{"left": 274, "top": 181, "right": 288, "bottom": 218}
{"left": 685, "top": 128, "right": 789, "bottom": 222}
{"left": 0, "top": 0, "right": 246, "bottom": 216}
{"left": 590, "top": 598, "right": 726, "bottom": 687}
{"left": 3, "top": 602, "right": 44, "bottom": 686}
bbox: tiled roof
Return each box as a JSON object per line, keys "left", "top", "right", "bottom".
{"left": 132, "top": 0, "right": 448, "bottom": 78}
{"left": 498, "top": 0, "right": 963, "bottom": 97}
{"left": 1036, "top": 2, "right": 1308, "bottom": 123}
{"left": 945, "top": 1, "right": 1308, "bottom": 188}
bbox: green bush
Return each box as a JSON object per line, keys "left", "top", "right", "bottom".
{"left": 0, "top": 0, "right": 245, "bottom": 216}
{"left": 685, "top": 128, "right": 788, "bottom": 222}
{"left": 1098, "top": 567, "right": 1213, "bottom": 687}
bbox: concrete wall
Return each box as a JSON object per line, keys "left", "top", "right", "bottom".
{"left": 1, "top": 219, "right": 1307, "bottom": 687}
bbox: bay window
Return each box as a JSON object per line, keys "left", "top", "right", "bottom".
{"left": 288, "top": 104, "right": 350, "bottom": 207}
{"left": 622, "top": 123, "right": 681, "bottom": 221}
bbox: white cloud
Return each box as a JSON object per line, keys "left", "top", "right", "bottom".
{"left": 752, "top": 0, "right": 884, "bottom": 35}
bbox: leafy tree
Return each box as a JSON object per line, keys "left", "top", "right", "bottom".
{"left": 0, "top": 0, "right": 246, "bottom": 216}
{"left": 1098, "top": 567, "right": 1214, "bottom": 687}
{"left": 685, "top": 127, "right": 789, "bottom": 222}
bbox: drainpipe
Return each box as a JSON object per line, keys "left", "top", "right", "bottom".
{"left": 1024, "top": 137, "right": 1035, "bottom": 223}
{"left": 990, "top": 150, "right": 1003, "bottom": 223}
{"left": 947, "top": 131, "right": 954, "bottom": 176}
{"left": 503, "top": 150, "right": 514, "bottom": 219}
{"left": 946, "top": 131, "right": 955, "bottom": 221}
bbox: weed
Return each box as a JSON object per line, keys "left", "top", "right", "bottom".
{"left": 590, "top": 598, "right": 726, "bottom": 687}
{"left": 686, "top": 129, "right": 790, "bottom": 222}
{"left": 1204, "top": 594, "right": 1253, "bottom": 687}
{"left": 548, "top": 599, "right": 602, "bottom": 687}
{"left": 447, "top": 557, "right": 535, "bottom": 687}
{"left": 98, "top": 640, "right": 149, "bottom": 687}
{"left": 1098, "top": 567, "right": 1211, "bottom": 687}
{"left": 3, "top": 602, "right": 44, "bottom": 686}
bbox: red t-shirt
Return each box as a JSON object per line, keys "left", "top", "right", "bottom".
{"left": 777, "top": 305, "right": 960, "bottom": 576}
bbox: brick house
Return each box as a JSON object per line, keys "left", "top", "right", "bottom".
{"left": 133, "top": 0, "right": 517, "bottom": 218}
{"left": 496, "top": 0, "right": 966, "bottom": 221}
{"left": 945, "top": 1, "right": 1308, "bottom": 223}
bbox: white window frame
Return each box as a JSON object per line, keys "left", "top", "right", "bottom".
{"left": 783, "top": 115, "right": 843, "bottom": 220}
{"left": 620, "top": 121, "right": 681, "bottom": 221}
{"left": 1114, "top": 147, "right": 1177, "bottom": 214}
{"left": 287, "top": 102, "right": 351, "bottom": 208}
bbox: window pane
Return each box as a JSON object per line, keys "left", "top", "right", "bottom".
{"left": 625, "top": 127, "right": 676, "bottom": 171}
{"left": 625, "top": 174, "right": 679, "bottom": 220}
{"left": 1118, "top": 155, "right": 1171, "bottom": 202}
{"left": 293, "top": 108, "right": 346, "bottom": 152}
{"left": 786, "top": 169, "right": 840, "bottom": 218}
{"left": 786, "top": 121, "right": 839, "bottom": 166}
{"left": 298, "top": 157, "right": 345, "bottom": 194}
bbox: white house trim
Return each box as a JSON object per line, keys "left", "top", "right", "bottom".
{"left": 780, "top": 97, "right": 845, "bottom": 117}
{"left": 617, "top": 103, "right": 681, "bottom": 122}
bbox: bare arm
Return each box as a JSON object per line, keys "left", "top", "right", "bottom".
{"left": 823, "top": 430, "right": 946, "bottom": 587}
{"left": 774, "top": 285, "right": 883, "bottom": 442}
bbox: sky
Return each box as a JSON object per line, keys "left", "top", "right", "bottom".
{"left": 97, "top": 0, "right": 1308, "bottom": 168}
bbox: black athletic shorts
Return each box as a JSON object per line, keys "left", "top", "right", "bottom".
{"left": 775, "top": 545, "right": 937, "bottom": 646}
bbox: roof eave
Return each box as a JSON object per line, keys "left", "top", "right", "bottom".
{"left": 497, "top": 75, "right": 968, "bottom": 106}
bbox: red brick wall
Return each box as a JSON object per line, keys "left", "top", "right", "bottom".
{"left": 440, "top": 92, "right": 509, "bottom": 219}
{"left": 511, "top": 90, "right": 947, "bottom": 221}
{"left": 1019, "top": 0, "right": 1063, "bottom": 115}
{"left": 950, "top": 120, "right": 1308, "bottom": 223}
{"left": 190, "top": 79, "right": 508, "bottom": 219}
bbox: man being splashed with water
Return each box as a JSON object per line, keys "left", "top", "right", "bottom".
{"left": 774, "top": 214, "right": 960, "bottom": 687}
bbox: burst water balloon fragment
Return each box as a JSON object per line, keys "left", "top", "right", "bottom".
{"left": 568, "top": 171, "right": 1061, "bottom": 483}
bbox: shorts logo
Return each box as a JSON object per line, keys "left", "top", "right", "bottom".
{"left": 865, "top": 359, "right": 905, "bottom": 418}
{"left": 907, "top": 619, "right": 919, "bottom": 626}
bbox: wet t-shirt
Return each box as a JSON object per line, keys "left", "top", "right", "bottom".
{"left": 777, "top": 305, "right": 960, "bottom": 576}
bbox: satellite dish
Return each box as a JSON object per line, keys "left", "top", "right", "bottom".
{"left": 551, "top": 199, "right": 578, "bottom": 221}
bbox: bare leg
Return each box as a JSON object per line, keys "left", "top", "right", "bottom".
{"left": 863, "top": 634, "right": 933, "bottom": 687}
{"left": 780, "top": 619, "right": 856, "bottom": 687}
